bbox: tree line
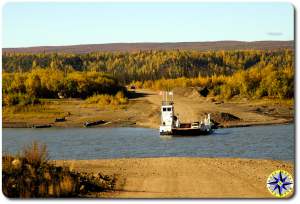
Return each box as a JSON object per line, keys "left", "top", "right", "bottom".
{"left": 130, "top": 63, "right": 294, "bottom": 100}
{"left": 3, "top": 49, "right": 293, "bottom": 84}
{"left": 3, "top": 69, "right": 125, "bottom": 106}
{"left": 2, "top": 49, "right": 294, "bottom": 105}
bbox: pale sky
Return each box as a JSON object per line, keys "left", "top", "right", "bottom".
{"left": 2, "top": 2, "right": 294, "bottom": 48}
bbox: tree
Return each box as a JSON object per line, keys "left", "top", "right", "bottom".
{"left": 25, "top": 73, "right": 42, "bottom": 97}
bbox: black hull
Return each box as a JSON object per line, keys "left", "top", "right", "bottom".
{"left": 83, "top": 120, "right": 106, "bottom": 127}
{"left": 32, "top": 124, "right": 52, "bottom": 128}
{"left": 160, "top": 128, "right": 213, "bottom": 136}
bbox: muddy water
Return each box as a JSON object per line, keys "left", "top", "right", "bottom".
{"left": 3, "top": 124, "right": 294, "bottom": 161}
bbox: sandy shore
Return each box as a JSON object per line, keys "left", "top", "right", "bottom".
{"left": 3, "top": 89, "right": 294, "bottom": 129}
{"left": 55, "top": 157, "right": 294, "bottom": 198}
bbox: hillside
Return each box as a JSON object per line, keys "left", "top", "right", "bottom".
{"left": 3, "top": 41, "right": 294, "bottom": 54}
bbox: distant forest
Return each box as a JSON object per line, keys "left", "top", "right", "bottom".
{"left": 2, "top": 49, "right": 294, "bottom": 83}
{"left": 2, "top": 49, "right": 294, "bottom": 106}
{"left": 2, "top": 40, "right": 294, "bottom": 54}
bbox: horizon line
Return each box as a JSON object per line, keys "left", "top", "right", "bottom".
{"left": 3, "top": 40, "right": 294, "bottom": 49}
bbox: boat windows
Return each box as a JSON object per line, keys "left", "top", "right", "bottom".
{"left": 162, "top": 107, "right": 172, "bottom": 112}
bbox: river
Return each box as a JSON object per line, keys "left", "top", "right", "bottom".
{"left": 2, "top": 124, "right": 294, "bottom": 161}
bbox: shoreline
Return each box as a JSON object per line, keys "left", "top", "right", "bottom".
{"left": 2, "top": 119, "right": 294, "bottom": 128}
{"left": 54, "top": 157, "right": 294, "bottom": 198}
{"left": 3, "top": 89, "right": 294, "bottom": 129}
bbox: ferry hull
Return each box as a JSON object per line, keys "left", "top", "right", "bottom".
{"left": 160, "top": 128, "right": 213, "bottom": 136}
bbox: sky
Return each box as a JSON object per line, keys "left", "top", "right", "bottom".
{"left": 2, "top": 2, "right": 294, "bottom": 48}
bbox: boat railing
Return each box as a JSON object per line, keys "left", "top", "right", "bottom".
{"left": 162, "top": 101, "right": 174, "bottom": 105}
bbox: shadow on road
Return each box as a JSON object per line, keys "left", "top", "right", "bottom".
{"left": 127, "top": 90, "right": 153, "bottom": 99}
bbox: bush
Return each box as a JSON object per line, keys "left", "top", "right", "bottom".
{"left": 211, "top": 85, "right": 222, "bottom": 96}
{"left": 2, "top": 141, "right": 116, "bottom": 198}
{"left": 3, "top": 93, "right": 20, "bottom": 106}
{"left": 3, "top": 93, "right": 40, "bottom": 106}
{"left": 86, "top": 91, "right": 128, "bottom": 108}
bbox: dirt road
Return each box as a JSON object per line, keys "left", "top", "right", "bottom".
{"left": 134, "top": 88, "right": 293, "bottom": 128}
{"left": 56, "top": 157, "right": 294, "bottom": 198}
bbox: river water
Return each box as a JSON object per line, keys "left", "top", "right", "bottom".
{"left": 2, "top": 124, "right": 294, "bottom": 161}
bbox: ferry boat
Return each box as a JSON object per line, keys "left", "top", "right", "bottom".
{"left": 159, "top": 91, "right": 214, "bottom": 136}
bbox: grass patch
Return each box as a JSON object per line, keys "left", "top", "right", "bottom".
{"left": 4, "top": 104, "right": 53, "bottom": 114}
{"left": 259, "top": 98, "right": 294, "bottom": 107}
{"left": 2, "top": 141, "right": 116, "bottom": 198}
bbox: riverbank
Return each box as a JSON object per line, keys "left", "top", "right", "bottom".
{"left": 3, "top": 89, "right": 294, "bottom": 128}
{"left": 55, "top": 157, "right": 294, "bottom": 198}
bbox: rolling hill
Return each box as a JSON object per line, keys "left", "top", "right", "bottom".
{"left": 3, "top": 41, "right": 294, "bottom": 54}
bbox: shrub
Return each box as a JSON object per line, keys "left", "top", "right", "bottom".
{"left": 86, "top": 91, "right": 128, "bottom": 108}
{"left": 22, "top": 141, "right": 48, "bottom": 167}
{"left": 3, "top": 93, "right": 20, "bottom": 106}
{"left": 130, "top": 81, "right": 143, "bottom": 88}
{"left": 3, "top": 93, "right": 40, "bottom": 106}
{"left": 211, "top": 85, "right": 222, "bottom": 96}
{"left": 2, "top": 141, "right": 116, "bottom": 198}
{"left": 115, "top": 91, "right": 128, "bottom": 104}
